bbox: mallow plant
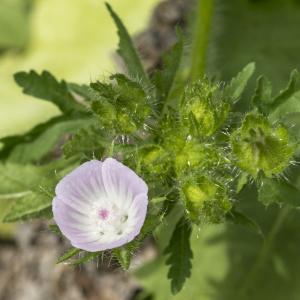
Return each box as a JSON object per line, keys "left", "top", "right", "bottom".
{"left": 1, "top": 2, "right": 300, "bottom": 296}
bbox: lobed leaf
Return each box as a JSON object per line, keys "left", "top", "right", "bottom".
{"left": 164, "top": 217, "right": 193, "bottom": 294}
{"left": 258, "top": 178, "right": 300, "bottom": 208}
{"left": 224, "top": 62, "right": 256, "bottom": 104}
{"left": 105, "top": 3, "right": 150, "bottom": 86}
{"left": 226, "top": 209, "right": 263, "bottom": 237}
{"left": 14, "top": 70, "right": 85, "bottom": 114}
{"left": 251, "top": 75, "right": 273, "bottom": 114}
{"left": 271, "top": 69, "right": 300, "bottom": 110}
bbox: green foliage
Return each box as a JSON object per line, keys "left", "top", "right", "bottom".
{"left": 153, "top": 31, "right": 184, "bottom": 111}
{"left": 63, "top": 123, "right": 109, "bottom": 159}
{"left": 57, "top": 247, "right": 81, "bottom": 264}
{"left": 258, "top": 178, "right": 300, "bottom": 207}
{"left": 226, "top": 209, "right": 263, "bottom": 237}
{"left": 6, "top": 118, "right": 90, "bottom": 164}
{"left": 14, "top": 70, "right": 86, "bottom": 113}
{"left": 252, "top": 69, "right": 300, "bottom": 119}
{"left": 70, "top": 251, "right": 101, "bottom": 265}
{"left": 0, "top": 115, "right": 65, "bottom": 162}
{"left": 113, "top": 245, "right": 136, "bottom": 270}
{"left": 0, "top": 162, "right": 54, "bottom": 222}
{"left": 105, "top": 3, "right": 150, "bottom": 86}
{"left": 224, "top": 62, "right": 256, "bottom": 103}
{"left": 203, "top": 1, "right": 300, "bottom": 300}
{"left": 1, "top": 159, "right": 77, "bottom": 222}
{"left": 3, "top": 194, "right": 52, "bottom": 222}
{"left": 164, "top": 217, "right": 193, "bottom": 294}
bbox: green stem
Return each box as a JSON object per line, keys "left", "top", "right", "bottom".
{"left": 237, "top": 206, "right": 290, "bottom": 297}
{"left": 190, "top": 0, "right": 214, "bottom": 80}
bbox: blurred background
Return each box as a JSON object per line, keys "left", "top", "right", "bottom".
{"left": 1, "top": 0, "right": 300, "bottom": 299}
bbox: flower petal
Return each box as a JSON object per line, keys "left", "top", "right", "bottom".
{"left": 126, "top": 193, "right": 148, "bottom": 236}
{"left": 56, "top": 160, "right": 107, "bottom": 211}
{"left": 102, "top": 158, "right": 148, "bottom": 209}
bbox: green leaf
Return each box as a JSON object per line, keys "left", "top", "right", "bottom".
{"left": 135, "top": 225, "right": 227, "bottom": 300}
{"left": 57, "top": 247, "right": 81, "bottom": 264}
{"left": 0, "top": 115, "right": 66, "bottom": 161}
{"left": 251, "top": 75, "right": 273, "bottom": 114}
{"left": 68, "top": 83, "right": 97, "bottom": 101}
{"left": 3, "top": 193, "right": 53, "bottom": 222}
{"left": 113, "top": 245, "right": 135, "bottom": 270}
{"left": 153, "top": 31, "right": 184, "bottom": 109}
{"left": 281, "top": 112, "right": 300, "bottom": 156}
{"left": 236, "top": 172, "right": 250, "bottom": 193}
{"left": 258, "top": 178, "right": 300, "bottom": 208}
{"left": 226, "top": 209, "right": 263, "bottom": 237}
{"left": 1, "top": 159, "right": 77, "bottom": 222}
{"left": 271, "top": 69, "right": 300, "bottom": 110}
{"left": 7, "top": 118, "right": 90, "bottom": 164}
{"left": 105, "top": 3, "right": 150, "bottom": 86}
{"left": 49, "top": 224, "right": 63, "bottom": 236}
{"left": 224, "top": 62, "right": 256, "bottom": 104}
{"left": 164, "top": 217, "right": 193, "bottom": 294}
{"left": 63, "top": 124, "right": 110, "bottom": 159}
{"left": 0, "top": 163, "right": 44, "bottom": 196}
{"left": 14, "top": 70, "right": 85, "bottom": 114}
{"left": 251, "top": 70, "right": 300, "bottom": 120}
{"left": 270, "top": 90, "right": 300, "bottom": 122}
{"left": 71, "top": 251, "right": 101, "bottom": 265}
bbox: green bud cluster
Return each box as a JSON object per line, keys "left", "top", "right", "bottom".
{"left": 181, "top": 79, "right": 229, "bottom": 137}
{"left": 230, "top": 113, "right": 295, "bottom": 178}
{"left": 174, "top": 140, "right": 224, "bottom": 175}
{"left": 138, "top": 145, "right": 170, "bottom": 175}
{"left": 180, "top": 175, "right": 231, "bottom": 224}
{"left": 89, "top": 73, "right": 297, "bottom": 226}
{"left": 91, "top": 74, "right": 151, "bottom": 134}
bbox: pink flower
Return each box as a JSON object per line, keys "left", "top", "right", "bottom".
{"left": 52, "top": 158, "right": 148, "bottom": 252}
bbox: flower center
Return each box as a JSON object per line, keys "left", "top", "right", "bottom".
{"left": 98, "top": 208, "right": 109, "bottom": 220}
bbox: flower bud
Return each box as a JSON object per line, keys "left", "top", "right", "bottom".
{"left": 117, "top": 111, "right": 137, "bottom": 133}
{"left": 230, "top": 113, "right": 295, "bottom": 178}
{"left": 175, "top": 141, "right": 222, "bottom": 175}
{"left": 139, "top": 145, "right": 170, "bottom": 175}
{"left": 92, "top": 100, "right": 117, "bottom": 127}
{"left": 181, "top": 175, "right": 231, "bottom": 224}
{"left": 181, "top": 80, "right": 229, "bottom": 136}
